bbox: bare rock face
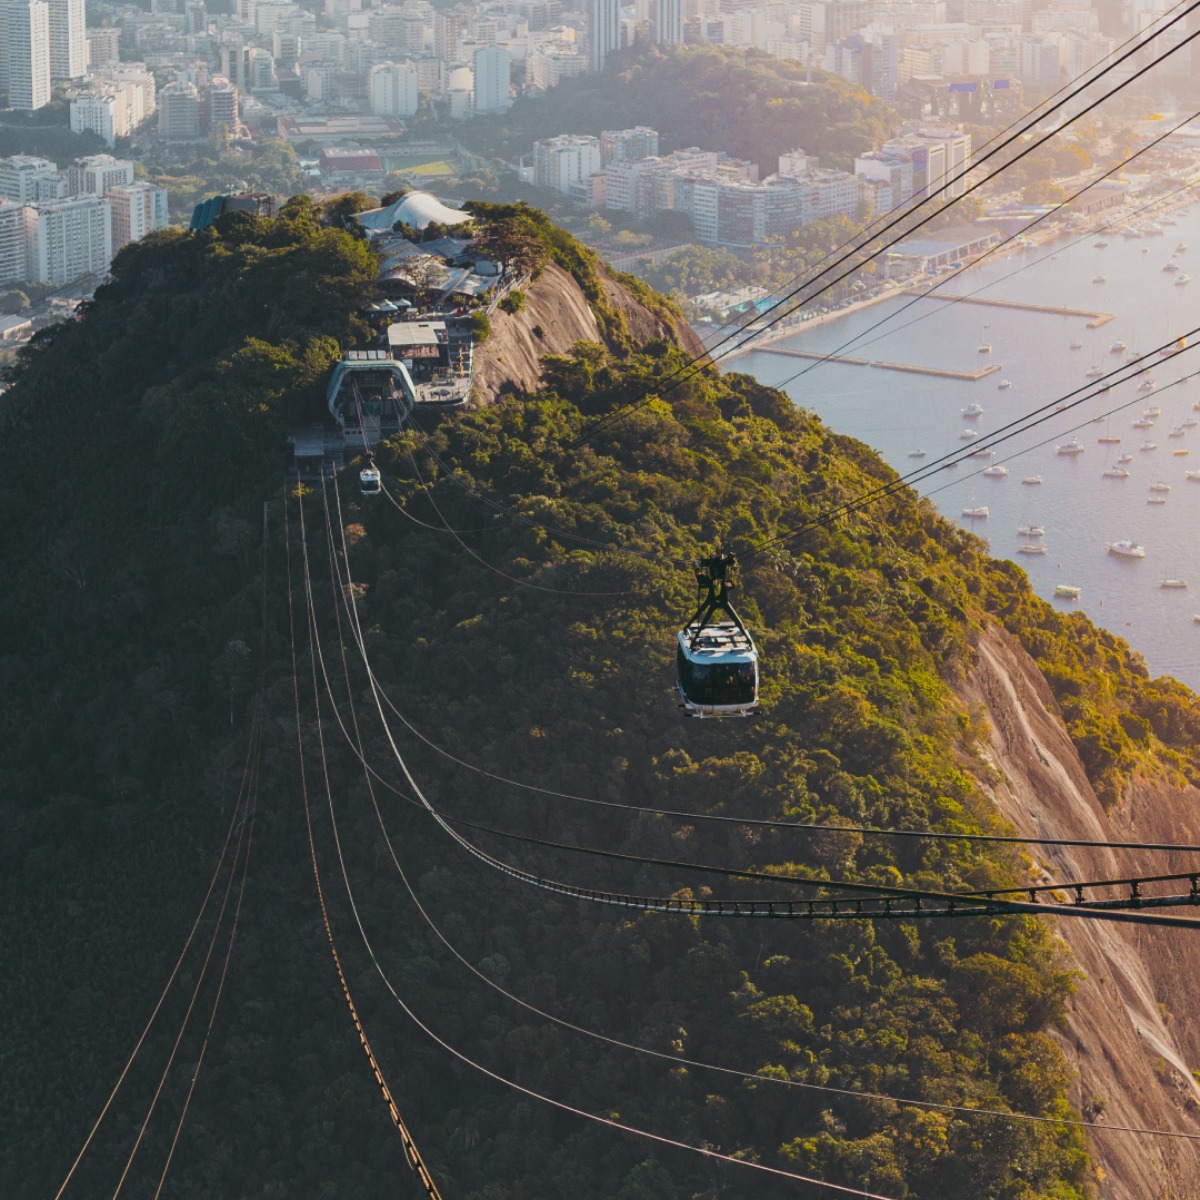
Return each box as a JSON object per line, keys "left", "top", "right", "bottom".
{"left": 957, "top": 623, "right": 1200, "bottom": 1199}
{"left": 471, "top": 261, "right": 707, "bottom": 405}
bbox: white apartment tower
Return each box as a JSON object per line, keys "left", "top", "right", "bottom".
{"left": 108, "top": 182, "right": 169, "bottom": 249}
{"left": 472, "top": 45, "right": 509, "bottom": 112}
{"left": 433, "top": 10, "right": 461, "bottom": 60}
{"left": 69, "top": 154, "right": 134, "bottom": 196}
{"left": 207, "top": 77, "right": 239, "bottom": 132}
{"left": 7, "top": 0, "right": 52, "bottom": 112}
{"left": 70, "top": 92, "right": 121, "bottom": 145}
{"left": 601, "top": 126, "right": 658, "bottom": 163}
{"left": 588, "top": 0, "right": 619, "bottom": 71}
{"left": 86, "top": 26, "right": 120, "bottom": 66}
{"left": 158, "top": 82, "right": 201, "bottom": 139}
{"left": 368, "top": 60, "right": 419, "bottom": 115}
{"left": 0, "top": 155, "right": 57, "bottom": 202}
{"left": 532, "top": 134, "right": 602, "bottom": 193}
{"left": 0, "top": 198, "right": 33, "bottom": 282}
{"left": 47, "top": 0, "right": 85, "bottom": 80}
{"left": 31, "top": 195, "right": 111, "bottom": 284}
{"left": 655, "top": 0, "right": 682, "bottom": 45}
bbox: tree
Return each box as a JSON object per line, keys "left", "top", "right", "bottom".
{"left": 469, "top": 215, "right": 545, "bottom": 278}
{"left": 585, "top": 212, "right": 612, "bottom": 237}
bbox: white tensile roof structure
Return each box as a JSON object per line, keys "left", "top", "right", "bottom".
{"left": 355, "top": 191, "right": 474, "bottom": 233}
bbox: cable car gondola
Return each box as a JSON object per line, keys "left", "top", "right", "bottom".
{"left": 676, "top": 552, "right": 759, "bottom": 718}
{"left": 359, "top": 455, "right": 381, "bottom": 497}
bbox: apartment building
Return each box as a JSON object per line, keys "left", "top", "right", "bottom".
{"left": 108, "top": 182, "right": 170, "bottom": 249}
{"left": 369, "top": 60, "right": 420, "bottom": 115}
{"left": 0, "top": 155, "right": 57, "bottom": 203}
{"left": 601, "top": 126, "right": 659, "bottom": 164}
{"left": 532, "top": 134, "right": 601, "bottom": 193}
{"left": 0, "top": 198, "right": 34, "bottom": 283}
{"left": 68, "top": 154, "right": 135, "bottom": 196}
{"left": 47, "top": 0, "right": 85, "bottom": 81}
{"left": 31, "top": 195, "right": 111, "bottom": 284}
{"left": 472, "top": 45, "right": 509, "bottom": 111}
{"left": 7, "top": 0, "right": 52, "bottom": 112}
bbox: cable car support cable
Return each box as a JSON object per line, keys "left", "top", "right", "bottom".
{"left": 321, "top": 476, "right": 1200, "bottom": 933}
{"left": 290, "top": 486, "right": 917, "bottom": 1200}
{"left": 284, "top": 491, "right": 446, "bottom": 1200}
{"left": 302, "top": 532, "right": 1200, "bottom": 1147}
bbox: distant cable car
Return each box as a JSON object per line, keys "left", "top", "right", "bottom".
{"left": 359, "top": 455, "right": 381, "bottom": 497}
{"left": 676, "top": 551, "right": 759, "bottom": 718}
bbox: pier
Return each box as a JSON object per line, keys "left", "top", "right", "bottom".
{"left": 761, "top": 346, "right": 1003, "bottom": 381}
{"left": 911, "top": 291, "right": 1116, "bottom": 328}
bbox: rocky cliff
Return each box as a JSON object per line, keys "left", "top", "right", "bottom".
{"left": 958, "top": 623, "right": 1200, "bottom": 1200}
{"left": 471, "top": 260, "right": 707, "bottom": 404}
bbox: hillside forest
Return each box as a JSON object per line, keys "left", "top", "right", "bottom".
{"left": 2, "top": 202, "right": 1199, "bottom": 1199}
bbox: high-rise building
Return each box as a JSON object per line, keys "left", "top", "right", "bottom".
{"left": 95, "top": 65, "right": 158, "bottom": 130}
{"left": 433, "top": 9, "right": 462, "bottom": 59}
{"left": 792, "top": 0, "right": 869, "bottom": 55}
{"left": 31, "top": 195, "right": 111, "bottom": 284}
{"left": 0, "top": 155, "right": 57, "bottom": 202}
{"left": 108, "top": 181, "right": 169, "bottom": 249}
{"left": 532, "top": 134, "right": 602, "bottom": 193}
{"left": 7, "top": 1, "right": 52, "bottom": 112}
{"left": 68, "top": 154, "right": 135, "bottom": 196}
{"left": 527, "top": 39, "right": 587, "bottom": 89}
{"left": 655, "top": 0, "right": 682, "bottom": 44}
{"left": 881, "top": 127, "right": 971, "bottom": 201}
{"left": 368, "top": 6, "right": 426, "bottom": 54}
{"left": 271, "top": 29, "right": 300, "bottom": 71}
{"left": 47, "top": 0, "right": 84, "bottom": 80}
{"left": 601, "top": 126, "right": 658, "bottom": 164}
{"left": 0, "top": 198, "right": 34, "bottom": 282}
{"left": 368, "top": 60, "right": 419, "bottom": 115}
{"left": 86, "top": 26, "right": 120, "bottom": 66}
{"left": 246, "top": 46, "right": 276, "bottom": 89}
{"left": 70, "top": 92, "right": 122, "bottom": 145}
{"left": 588, "top": 0, "right": 619, "bottom": 70}
{"left": 472, "top": 45, "right": 509, "bottom": 111}
{"left": 157, "top": 81, "right": 201, "bottom": 139}
{"left": 206, "top": 76, "right": 239, "bottom": 132}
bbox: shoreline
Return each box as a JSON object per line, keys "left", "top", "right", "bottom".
{"left": 715, "top": 189, "right": 1200, "bottom": 364}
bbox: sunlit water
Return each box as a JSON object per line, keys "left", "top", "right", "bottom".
{"left": 727, "top": 208, "right": 1200, "bottom": 690}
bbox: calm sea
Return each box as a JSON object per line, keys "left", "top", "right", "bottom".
{"left": 728, "top": 208, "right": 1200, "bottom": 691}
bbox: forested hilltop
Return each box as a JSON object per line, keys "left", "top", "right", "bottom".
{"left": 458, "top": 44, "right": 896, "bottom": 172}
{"left": 2, "top": 202, "right": 1199, "bottom": 1200}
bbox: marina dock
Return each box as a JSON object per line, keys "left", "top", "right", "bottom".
{"left": 911, "top": 291, "right": 1116, "bottom": 328}
{"left": 761, "top": 346, "right": 1003, "bottom": 381}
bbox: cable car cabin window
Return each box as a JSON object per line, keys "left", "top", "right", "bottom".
{"left": 677, "top": 646, "right": 758, "bottom": 706}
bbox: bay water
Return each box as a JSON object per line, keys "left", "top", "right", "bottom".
{"left": 729, "top": 208, "right": 1200, "bottom": 690}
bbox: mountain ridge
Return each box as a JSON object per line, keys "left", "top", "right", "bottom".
{"left": 1, "top": 200, "right": 1198, "bottom": 1198}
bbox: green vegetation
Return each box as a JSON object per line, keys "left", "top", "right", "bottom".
{"left": 143, "top": 138, "right": 304, "bottom": 220}
{"left": 634, "top": 217, "right": 879, "bottom": 317}
{"left": 2, "top": 201, "right": 1196, "bottom": 1198}
{"left": 461, "top": 44, "right": 896, "bottom": 172}
{"left": 467, "top": 310, "right": 491, "bottom": 341}
{"left": 498, "top": 288, "right": 526, "bottom": 314}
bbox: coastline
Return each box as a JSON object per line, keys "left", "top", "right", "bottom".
{"left": 715, "top": 187, "right": 1200, "bottom": 364}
